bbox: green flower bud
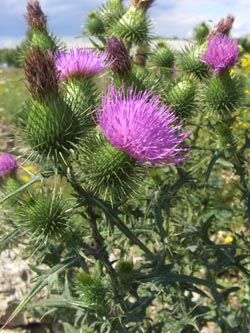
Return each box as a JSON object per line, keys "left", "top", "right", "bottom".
{"left": 86, "top": 11, "right": 105, "bottom": 36}
{"left": 177, "top": 44, "right": 210, "bottom": 80}
{"left": 99, "top": 0, "right": 125, "bottom": 29}
{"left": 150, "top": 42, "right": 175, "bottom": 73}
{"left": 17, "top": 190, "right": 73, "bottom": 245}
{"left": 111, "top": 6, "right": 151, "bottom": 47}
{"left": 75, "top": 272, "right": 107, "bottom": 311}
{"left": 24, "top": 97, "right": 88, "bottom": 162}
{"left": 193, "top": 22, "right": 210, "bottom": 44}
{"left": 206, "top": 74, "right": 242, "bottom": 117}
{"left": 64, "top": 77, "right": 97, "bottom": 118}
{"left": 167, "top": 78, "right": 197, "bottom": 118}
{"left": 79, "top": 136, "right": 145, "bottom": 203}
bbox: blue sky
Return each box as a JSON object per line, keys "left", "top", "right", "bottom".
{"left": 0, "top": 0, "right": 249, "bottom": 48}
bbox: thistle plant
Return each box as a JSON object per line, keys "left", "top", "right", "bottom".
{"left": 1, "top": 1, "right": 250, "bottom": 333}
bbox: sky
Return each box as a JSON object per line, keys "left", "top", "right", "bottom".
{"left": 0, "top": 0, "right": 250, "bottom": 48}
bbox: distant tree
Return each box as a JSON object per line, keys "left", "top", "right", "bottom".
{"left": 0, "top": 48, "right": 21, "bottom": 67}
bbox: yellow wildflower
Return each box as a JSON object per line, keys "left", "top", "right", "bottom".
{"left": 224, "top": 235, "right": 233, "bottom": 244}
{"left": 241, "top": 53, "right": 250, "bottom": 73}
{"left": 18, "top": 165, "right": 42, "bottom": 188}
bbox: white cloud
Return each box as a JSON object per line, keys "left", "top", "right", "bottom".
{"left": 0, "top": 37, "right": 25, "bottom": 48}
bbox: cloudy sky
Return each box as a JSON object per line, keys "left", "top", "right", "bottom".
{"left": 0, "top": 0, "right": 249, "bottom": 48}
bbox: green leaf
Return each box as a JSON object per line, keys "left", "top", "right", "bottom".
{"left": 1, "top": 254, "right": 82, "bottom": 329}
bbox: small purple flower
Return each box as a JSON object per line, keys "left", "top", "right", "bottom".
{"left": 0, "top": 153, "right": 18, "bottom": 177}
{"left": 97, "top": 84, "right": 190, "bottom": 166}
{"left": 55, "top": 48, "right": 110, "bottom": 80}
{"left": 200, "top": 34, "right": 239, "bottom": 75}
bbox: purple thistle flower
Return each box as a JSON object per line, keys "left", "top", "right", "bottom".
{"left": 97, "top": 84, "right": 190, "bottom": 166}
{"left": 55, "top": 48, "right": 110, "bottom": 80}
{"left": 0, "top": 154, "right": 18, "bottom": 177}
{"left": 200, "top": 34, "right": 239, "bottom": 75}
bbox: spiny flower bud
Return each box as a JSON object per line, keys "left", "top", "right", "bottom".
{"left": 177, "top": 45, "right": 210, "bottom": 80}
{"left": 111, "top": 6, "right": 151, "bottom": 47}
{"left": 205, "top": 74, "right": 242, "bottom": 117}
{"left": 25, "top": 97, "right": 88, "bottom": 162}
{"left": 80, "top": 135, "right": 145, "bottom": 202}
{"left": 99, "top": 0, "right": 125, "bottom": 29}
{"left": 167, "top": 79, "right": 197, "bottom": 118}
{"left": 25, "top": 0, "right": 47, "bottom": 31}
{"left": 24, "top": 46, "right": 59, "bottom": 100}
{"left": 0, "top": 153, "right": 17, "bottom": 178}
{"left": 150, "top": 42, "right": 175, "bottom": 73}
{"left": 209, "top": 14, "right": 234, "bottom": 38}
{"left": 17, "top": 190, "right": 73, "bottom": 245}
{"left": 86, "top": 11, "right": 105, "bottom": 36}
{"left": 106, "top": 37, "right": 131, "bottom": 76}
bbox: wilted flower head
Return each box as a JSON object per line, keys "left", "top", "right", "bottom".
{"left": 97, "top": 84, "right": 190, "bottom": 166}
{"left": 24, "top": 46, "right": 59, "bottom": 99}
{"left": 106, "top": 38, "right": 131, "bottom": 75}
{"left": 209, "top": 14, "right": 234, "bottom": 38}
{"left": 55, "top": 48, "right": 110, "bottom": 80}
{"left": 132, "top": 0, "right": 155, "bottom": 10}
{"left": 25, "top": 0, "right": 47, "bottom": 31}
{"left": 200, "top": 34, "right": 239, "bottom": 75}
{"left": 0, "top": 154, "right": 18, "bottom": 177}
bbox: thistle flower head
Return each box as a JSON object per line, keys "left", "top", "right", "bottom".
{"left": 55, "top": 48, "right": 110, "bottom": 80}
{"left": 24, "top": 46, "right": 59, "bottom": 99}
{"left": 106, "top": 37, "right": 131, "bottom": 75}
{"left": 200, "top": 34, "right": 239, "bottom": 75}
{"left": 26, "top": 0, "right": 47, "bottom": 31}
{"left": 97, "top": 84, "right": 190, "bottom": 166}
{"left": 0, "top": 153, "right": 18, "bottom": 177}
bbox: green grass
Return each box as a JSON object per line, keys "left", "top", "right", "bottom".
{"left": 0, "top": 67, "right": 28, "bottom": 124}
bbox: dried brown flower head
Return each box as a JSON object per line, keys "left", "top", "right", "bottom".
{"left": 25, "top": 0, "right": 47, "bottom": 31}
{"left": 24, "top": 46, "right": 59, "bottom": 100}
{"left": 131, "top": 0, "right": 155, "bottom": 10}
{"left": 106, "top": 38, "right": 131, "bottom": 76}
{"left": 209, "top": 15, "right": 235, "bottom": 38}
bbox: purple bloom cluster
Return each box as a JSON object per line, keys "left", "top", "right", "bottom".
{"left": 200, "top": 34, "right": 239, "bottom": 75}
{"left": 0, "top": 153, "right": 17, "bottom": 177}
{"left": 97, "top": 84, "right": 190, "bottom": 166}
{"left": 55, "top": 48, "right": 110, "bottom": 80}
